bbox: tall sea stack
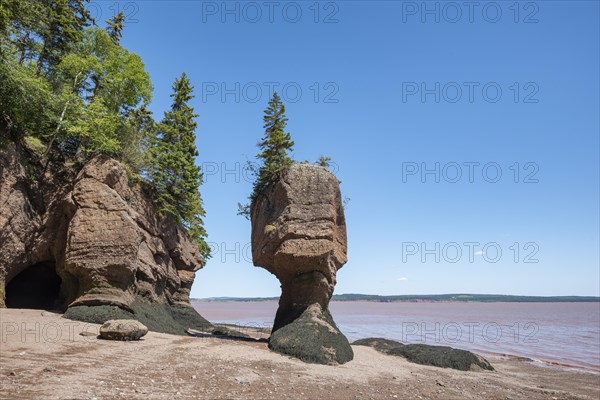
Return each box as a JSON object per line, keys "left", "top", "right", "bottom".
{"left": 251, "top": 163, "right": 353, "bottom": 364}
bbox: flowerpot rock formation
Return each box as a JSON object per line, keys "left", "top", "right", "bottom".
{"left": 251, "top": 163, "right": 353, "bottom": 364}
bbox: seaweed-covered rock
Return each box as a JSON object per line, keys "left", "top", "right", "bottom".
{"left": 251, "top": 163, "right": 352, "bottom": 364}
{"left": 353, "top": 338, "right": 494, "bottom": 371}
{"left": 269, "top": 304, "right": 353, "bottom": 364}
{"left": 65, "top": 303, "right": 211, "bottom": 336}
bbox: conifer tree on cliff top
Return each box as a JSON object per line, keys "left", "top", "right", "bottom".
{"left": 149, "top": 73, "right": 210, "bottom": 259}
{"left": 252, "top": 92, "right": 295, "bottom": 199}
{"left": 106, "top": 11, "right": 125, "bottom": 43}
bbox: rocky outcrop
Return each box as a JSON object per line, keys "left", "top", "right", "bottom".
{"left": 0, "top": 142, "right": 210, "bottom": 334}
{"left": 353, "top": 338, "right": 495, "bottom": 371}
{"left": 0, "top": 143, "right": 41, "bottom": 308}
{"left": 251, "top": 163, "right": 353, "bottom": 364}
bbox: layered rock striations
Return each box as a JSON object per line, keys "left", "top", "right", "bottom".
{"left": 0, "top": 143, "right": 210, "bottom": 334}
{"left": 251, "top": 163, "right": 353, "bottom": 364}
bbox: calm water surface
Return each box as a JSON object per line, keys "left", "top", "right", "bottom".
{"left": 192, "top": 301, "right": 600, "bottom": 372}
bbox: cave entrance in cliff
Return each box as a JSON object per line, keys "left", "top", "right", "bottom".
{"left": 5, "top": 261, "right": 62, "bottom": 310}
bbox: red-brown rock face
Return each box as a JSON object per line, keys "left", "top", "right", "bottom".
{"left": 0, "top": 144, "right": 207, "bottom": 333}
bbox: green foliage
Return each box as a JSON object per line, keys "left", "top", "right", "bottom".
{"left": 1, "top": 7, "right": 151, "bottom": 149}
{"left": 62, "top": 27, "right": 152, "bottom": 113}
{"left": 237, "top": 202, "right": 251, "bottom": 220}
{"left": 0, "top": 2, "right": 10, "bottom": 34}
{"left": 36, "top": 0, "right": 94, "bottom": 74}
{"left": 148, "top": 73, "right": 210, "bottom": 259}
{"left": 0, "top": 0, "right": 18, "bottom": 38}
{"left": 118, "top": 104, "right": 155, "bottom": 178}
{"left": 239, "top": 93, "right": 294, "bottom": 218}
{"left": 67, "top": 97, "right": 120, "bottom": 154}
{"left": 315, "top": 155, "right": 331, "bottom": 168}
{"left": 251, "top": 92, "right": 295, "bottom": 199}
{"left": 78, "top": 28, "right": 152, "bottom": 113}
{"left": 23, "top": 135, "right": 46, "bottom": 155}
{"left": 105, "top": 11, "right": 125, "bottom": 43}
{"left": 51, "top": 27, "right": 152, "bottom": 159}
{"left": 0, "top": 3, "right": 209, "bottom": 260}
{"left": 2, "top": 1, "right": 48, "bottom": 61}
{"left": 0, "top": 57, "right": 56, "bottom": 138}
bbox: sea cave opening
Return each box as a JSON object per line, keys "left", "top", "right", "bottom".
{"left": 5, "top": 261, "right": 62, "bottom": 310}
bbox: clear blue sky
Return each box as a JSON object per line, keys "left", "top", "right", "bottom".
{"left": 98, "top": 1, "right": 598, "bottom": 297}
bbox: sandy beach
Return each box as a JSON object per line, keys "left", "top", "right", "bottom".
{"left": 1, "top": 309, "right": 598, "bottom": 400}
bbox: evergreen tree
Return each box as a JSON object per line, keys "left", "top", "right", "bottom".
{"left": 0, "top": 0, "right": 38, "bottom": 61}
{"left": 105, "top": 12, "right": 125, "bottom": 43}
{"left": 252, "top": 92, "right": 294, "bottom": 199}
{"left": 37, "top": 0, "right": 93, "bottom": 75}
{"left": 149, "top": 73, "right": 209, "bottom": 259}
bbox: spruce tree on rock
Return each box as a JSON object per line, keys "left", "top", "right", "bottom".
{"left": 149, "top": 73, "right": 210, "bottom": 259}
{"left": 252, "top": 92, "right": 295, "bottom": 199}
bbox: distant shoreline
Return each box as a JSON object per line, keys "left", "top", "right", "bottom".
{"left": 193, "top": 294, "right": 600, "bottom": 303}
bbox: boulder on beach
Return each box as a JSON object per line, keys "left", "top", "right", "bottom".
{"left": 353, "top": 338, "right": 495, "bottom": 371}
{"left": 0, "top": 145, "right": 211, "bottom": 334}
{"left": 251, "top": 163, "right": 353, "bottom": 364}
{"left": 99, "top": 319, "right": 149, "bottom": 341}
